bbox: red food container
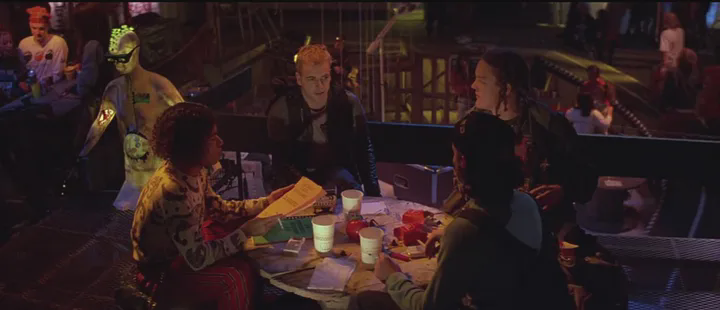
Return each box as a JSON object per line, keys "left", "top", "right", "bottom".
{"left": 345, "top": 214, "right": 378, "bottom": 243}
{"left": 393, "top": 223, "right": 428, "bottom": 246}
{"left": 346, "top": 218, "right": 370, "bottom": 243}
{"left": 402, "top": 210, "right": 431, "bottom": 225}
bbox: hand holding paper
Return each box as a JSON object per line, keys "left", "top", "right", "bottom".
{"left": 258, "top": 177, "right": 326, "bottom": 218}
{"left": 267, "top": 184, "right": 295, "bottom": 204}
{"left": 240, "top": 215, "right": 284, "bottom": 237}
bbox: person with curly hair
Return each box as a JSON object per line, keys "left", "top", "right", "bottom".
{"left": 131, "top": 102, "right": 294, "bottom": 310}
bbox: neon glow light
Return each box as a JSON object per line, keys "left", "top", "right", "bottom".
{"left": 109, "top": 25, "right": 135, "bottom": 53}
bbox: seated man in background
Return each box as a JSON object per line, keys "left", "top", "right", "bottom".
{"left": 132, "top": 102, "right": 293, "bottom": 309}
{"left": 18, "top": 6, "right": 68, "bottom": 86}
{"left": 267, "top": 44, "right": 380, "bottom": 196}
{"left": 0, "top": 25, "right": 23, "bottom": 103}
{"left": 354, "top": 111, "right": 573, "bottom": 310}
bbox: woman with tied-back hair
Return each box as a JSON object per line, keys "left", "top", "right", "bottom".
{"left": 565, "top": 93, "right": 614, "bottom": 134}
{"left": 442, "top": 48, "right": 598, "bottom": 238}
{"left": 436, "top": 49, "right": 628, "bottom": 310}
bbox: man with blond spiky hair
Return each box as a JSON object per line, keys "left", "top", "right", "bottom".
{"left": 77, "top": 25, "right": 184, "bottom": 211}
{"left": 267, "top": 44, "right": 380, "bottom": 197}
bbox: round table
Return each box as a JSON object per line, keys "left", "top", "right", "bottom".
{"left": 246, "top": 197, "right": 453, "bottom": 310}
{"left": 577, "top": 176, "right": 646, "bottom": 233}
{"left": 0, "top": 79, "right": 78, "bottom": 116}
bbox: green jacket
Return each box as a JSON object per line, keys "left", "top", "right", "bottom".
{"left": 385, "top": 191, "right": 542, "bottom": 310}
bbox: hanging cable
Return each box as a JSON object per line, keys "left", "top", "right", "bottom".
{"left": 359, "top": 2, "right": 363, "bottom": 104}
{"left": 363, "top": 3, "right": 368, "bottom": 109}
{"left": 339, "top": 3, "right": 344, "bottom": 87}
{"left": 321, "top": 3, "right": 325, "bottom": 44}
{"left": 370, "top": 3, "right": 376, "bottom": 116}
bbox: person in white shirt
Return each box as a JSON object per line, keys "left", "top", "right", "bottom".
{"left": 565, "top": 93, "right": 613, "bottom": 134}
{"left": 17, "top": 6, "right": 68, "bottom": 85}
{"left": 659, "top": 12, "right": 684, "bottom": 72}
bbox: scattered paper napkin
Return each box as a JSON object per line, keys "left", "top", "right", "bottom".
{"left": 307, "top": 257, "right": 357, "bottom": 291}
{"left": 361, "top": 201, "right": 389, "bottom": 215}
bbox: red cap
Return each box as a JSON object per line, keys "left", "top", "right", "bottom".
{"left": 27, "top": 6, "right": 51, "bottom": 24}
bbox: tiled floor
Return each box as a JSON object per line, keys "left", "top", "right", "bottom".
{"left": 0, "top": 197, "right": 328, "bottom": 310}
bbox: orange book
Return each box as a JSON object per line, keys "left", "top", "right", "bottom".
{"left": 257, "top": 177, "right": 326, "bottom": 218}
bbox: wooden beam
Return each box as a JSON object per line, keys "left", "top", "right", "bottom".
{"left": 411, "top": 52, "right": 424, "bottom": 123}
{"left": 395, "top": 69, "right": 402, "bottom": 122}
{"left": 213, "top": 114, "right": 720, "bottom": 179}
{"left": 444, "top": 58, "right": 450, "bottom": 124}
{"left": 431, "top": 57, "right": 437, "bottom": 124}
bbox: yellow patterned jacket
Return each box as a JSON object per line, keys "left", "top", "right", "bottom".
{"left": 131, "top": 161, "right": 269, "bottom": 271}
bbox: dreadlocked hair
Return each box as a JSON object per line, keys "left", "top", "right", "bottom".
{"left": 481, "top": 49, "right": 532, "bottom": 116}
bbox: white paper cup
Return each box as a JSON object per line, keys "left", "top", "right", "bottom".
{"left": 359, "top": 227, "right": 384, "bottom": 265}
{"left": 342, "top": 189, "right": 363, "bottom": 214}
{"left": 312, "top": 215, "right": 336, "bottom": 253}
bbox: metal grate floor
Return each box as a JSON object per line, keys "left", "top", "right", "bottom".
{"left": 0, "top": 205, "right": 317, "bottom": 309}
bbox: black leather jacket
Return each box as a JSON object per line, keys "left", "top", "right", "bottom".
{"left": 266, "top": 84, "right": 381, "bottom": 196}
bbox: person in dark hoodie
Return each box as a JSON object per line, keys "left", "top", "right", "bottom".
{"left": 267, "top": 44, "right": 380, "bottom": 196}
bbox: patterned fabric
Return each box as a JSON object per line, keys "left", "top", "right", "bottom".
{"left": 18, "top": 34, "right": 68, "bottom": 83}
{"left": 26, "top": 6, "right": 50, "bottom": 23}
{"left": 154, "top": 255, "right": 260, "bottom": 310}
{"left": 131, "top": 161, "right": 269, "bottom": 271}
{"left": 84, "top": 73, "right": 184, "bottom": 210}
{"left": 138, "top": 219, "right": 262, "bottom": 310}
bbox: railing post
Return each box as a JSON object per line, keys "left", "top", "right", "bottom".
{"left": 430, "top": 57, "right": 437, "bottom": 124}
{"left": 279, "top": 4, "right": 283, "bottom": 30}
{"left": 238, "top": 4, "right": 246, "bottom": 41}
{"left": 395, "top": 64, "right": 402, "bottom": 122}
{"left": 444, "top": 56, "right": 451, "bottom": 124}
{"left": 379, "top": 42, "right": 385, "bottom": 122}
{"left": 411, "top": 53, "right": 424, "bottom": 123}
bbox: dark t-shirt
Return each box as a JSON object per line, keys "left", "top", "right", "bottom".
{"left": 266, "top": 89, "right": 366, "bottom": 177}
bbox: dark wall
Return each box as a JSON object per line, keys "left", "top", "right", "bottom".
{"left": 6, "top": 2, "right": 52, "bottom": 40}
{"left": 214, "top": 114, "right": 720, "bottom": 181}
